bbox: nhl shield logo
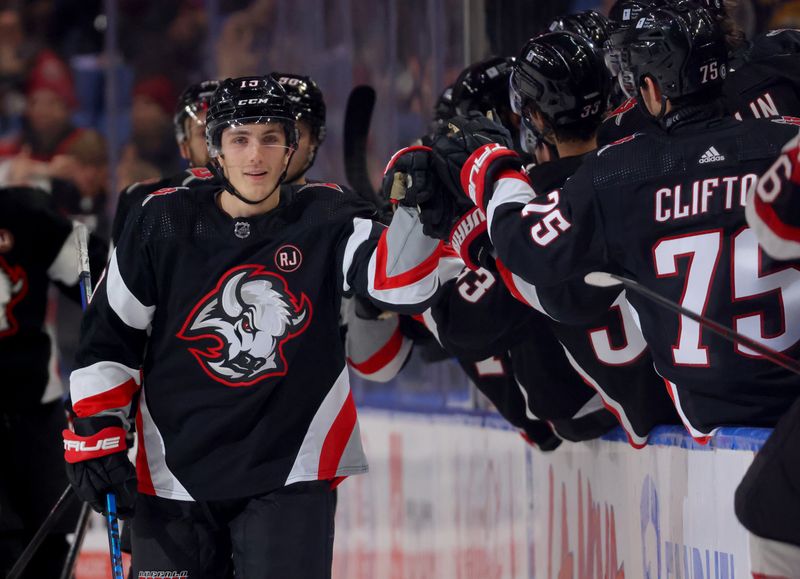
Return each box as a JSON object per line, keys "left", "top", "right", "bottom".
{"left": 177, "top": 265, "right": 312, "bottom": 387}
{"left": 234, "top": 221, "right": 250, "bottom": 239}
{"left": 275, "top": 244, "right": 302, "bottom": 273}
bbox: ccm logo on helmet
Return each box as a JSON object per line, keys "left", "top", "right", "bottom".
{"left": 237, "top": 98, "right": 272, "bottom": 106}
{"left": 64, "top": 436, "right": 122, "bottom": 453}
{"left": 468, "top": 144, "right": 507, "bottom": 202}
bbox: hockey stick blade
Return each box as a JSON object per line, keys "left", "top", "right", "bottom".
{"left": 585, "top": 271, "right": 800, "bottom": 376}
{"left": 343, "top": 85, "right": 377, "bottom": 202}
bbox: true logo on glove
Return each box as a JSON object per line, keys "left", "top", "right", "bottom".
{"left": 64, "top": 436, "right": 122, "bottom": 453}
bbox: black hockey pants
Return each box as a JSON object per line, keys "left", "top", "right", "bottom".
{"left": 131, "top": 480, "right": 336, "bottom": 578}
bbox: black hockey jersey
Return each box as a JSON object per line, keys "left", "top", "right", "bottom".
{"left": 110, "top": 166, "right": 218, "bottom": 246}
{"left": 597, "top": 97, "right": 660, "bottom": 147}
{"left": 424, "top": 266, "right": 617, "bottom": 445}
{"left": 482, "top": 109, "right": 800, "bottom": 440}
{"left": 599, "top": 29, "right": 800, "bottom": 146}
{"left": 70, "top": 182, "right": 444, "bottom": 501}
{"left": 725, "top": 29, "right": 800, "bottom": 121}
{"left": 0, "top": 187, "right": 106, "bottom": 408}
{"left": 746, "top": 127, "right": 800, "bottom": 260}
{"left": 439, "top": 156, "right": 677, "bottom": 446}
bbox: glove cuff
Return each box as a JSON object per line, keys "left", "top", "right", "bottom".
{"left": 449, "top": 207, "right": 489, "bottom": 271}
{"left": 64, "top": 426, "right": 128, "bottom": 464}
{"left": 383, "top": 145, "right": 432, "bottom": 174}
{"left": 459, "top": 144, "right": 522, "bottom": 209}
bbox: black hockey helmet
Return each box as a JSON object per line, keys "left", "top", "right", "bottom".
{"left": 548, "top": 11, "right": 612, "bottom": 47}
{"left": 608, "top": 0, "right": 667, "bottom": 29}
{"left": 614, "top": 2, "right": 727, "bottom": 102}
{"left": 433, "top": 84, "right": 456, "bottom": 124}
{"left": 510, "top": 31, "right": 611, "bottom": 128}
{"left": 173, "top": 80, "right": 220, "bottom": 143}
{"left": 205, "top": 76, "right": 299, "bottom": 158}
{"left": 270, "top": 72, "right": 326, "bottom": 142}
{"left": 451, "top": 56, "right": 516, "bottom": 116}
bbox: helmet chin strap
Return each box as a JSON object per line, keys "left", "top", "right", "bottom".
{"left": 211, "top": 149, "right": 296, "bottom": 206}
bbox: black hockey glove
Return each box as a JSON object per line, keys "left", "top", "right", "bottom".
{"left": 520, "top": 423, "right": 562, "bottom": 452}
{"left": 431, "top": 112, "right": 523, "bottom": 210}
{"left": 64, "top": 416, "right": 137, "bottom": 519}
{"left": 381, "top": 145, "right": 468, "bottom": 240}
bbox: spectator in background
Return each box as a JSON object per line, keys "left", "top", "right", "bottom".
{"left": 127, "top": 75, "right": 183, "bottom": 176}
{"left": 19, "top": 52, "right": 82, "bottom": 160}
{"left": 216, "top": 0, "right": 275, "bottom": 78}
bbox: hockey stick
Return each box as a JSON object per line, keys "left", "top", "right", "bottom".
{"left": 58, "top": 503, "right": 91, "bottom": 579}
{"left": 585, "top": 271, "right": 800, "bottom": 376}
{"left": 343, "top": 85, "right": 377, "bottom": 203}
{"left": 76, "top": 224, "right": 125, "bottom": 579}
{"left": 105, "top": 494, "right": 125, "bottom": 579}
{"left": 6, "top": 486, "right": 77, "bottom": 579}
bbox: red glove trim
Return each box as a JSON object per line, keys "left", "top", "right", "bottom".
{"left": 449, "top": 207, "right": 488, "bottom": 271}
{"left": 63, "top": 426, "right": 128, "bottom": 463}
{"left": 383, "top": 145, "right": 432, "bottom": 175}
{"left": 459, "top": 144, "right": 519, "bottom": 209}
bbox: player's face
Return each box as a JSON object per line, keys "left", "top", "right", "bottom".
{"left": 218, "top": 122, "right": 292, "bottom": 201}
{"left": 180, "top": 110, "right": 210, "bottom": 167}
{"left": 285, "top": 120, "right": 319, "bottom": 185}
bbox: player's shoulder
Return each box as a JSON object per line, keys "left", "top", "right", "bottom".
{"left": 123, "top": 167, "right": 218, "bottom": 199}
{"left": 742, "top": 29, "right": 800, "bottom": 62}
{"left": 129, "top": 182, "right": 218, "bottom": 243}
{"left": 526, "top": 155, "right": 585, "bottom": 194}
{"left": 284, "top": 180, "right": 378, "bottom": 222}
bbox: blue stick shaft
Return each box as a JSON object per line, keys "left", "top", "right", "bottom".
{"left": 105, "top": 493, "right": 125, "bottom": 579}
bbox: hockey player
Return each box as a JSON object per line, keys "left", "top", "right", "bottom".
{"left": 0, "top": 187, "right": 105, "bottom": 577}
{"left": 600, "top": 0, "right": 800, "bottom": 146}
{"left": 746, "top": 127, "right": 800, "bottom": 260}
{"left": 431, "top": 3, "right": 800, "bottom": 440}
{"left": 270, "top": 72, "right": 414, "bottom": 381}
{"left": 430, "top": 32, "right": 677, "bottom": 446}
{"left": 110, "top": 80, "right": 221, "bottom": 246}
{"left": 272, "top": 72, "right": 326, "bottom": 186}
{"left": 63, "top": 75, "right": 443, "bottom": 577}
{"left": 735, "top": 134, "right": 800, "bottom": 579}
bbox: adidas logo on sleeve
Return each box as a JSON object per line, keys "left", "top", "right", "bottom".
{"left": 699, "top": 146, "right": 725, "bottom": 164}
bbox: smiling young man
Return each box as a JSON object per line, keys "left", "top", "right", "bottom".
{"left": 63, "top": 76, "right": 443, "bottom": 578}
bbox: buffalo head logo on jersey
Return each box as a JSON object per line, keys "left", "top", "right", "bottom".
{"left": 177, "top": 265, "right": 312, "bottom": 386}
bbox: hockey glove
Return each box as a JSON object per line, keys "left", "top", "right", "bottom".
{"left": 459, "top": 142, "right": 524, "bottom": 210}
{"left": 449, "top": 207, "right": 495, "bottom": 271}
{"left": 64, "top": 416, "right": 137, "bottom": 518}
{"left": 381, "top": 145, "right": 467, "bottom": 240}
{"left": 431, "top": 111, "right": 518, "bottom": 206}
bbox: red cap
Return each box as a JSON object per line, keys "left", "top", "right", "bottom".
{"left": 133, "top": 75, "right": 178, "bottom": 116}
{"left": 26, "top": 49, "right": 78, "bottom": 109}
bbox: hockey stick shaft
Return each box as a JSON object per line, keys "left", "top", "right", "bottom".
{"left": 588, "top": 272, "right": 800, "bottom": 376}
{"left": 75, "top": 225, "right": 125, "bottom": 579}
{"left": 105, "top": 494, "right": 125, "bottom": 579}
{"left": 343, "top": 85, "right": 377, "bottom": 201}
{"left": 7, "top": 486, "right": 77, "bottom": 579}
{"left": 76, "top": 223, "right": 92, "bottom": 310}
{"left": 59, "top": 502, "right": 92, "bottom": 579}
